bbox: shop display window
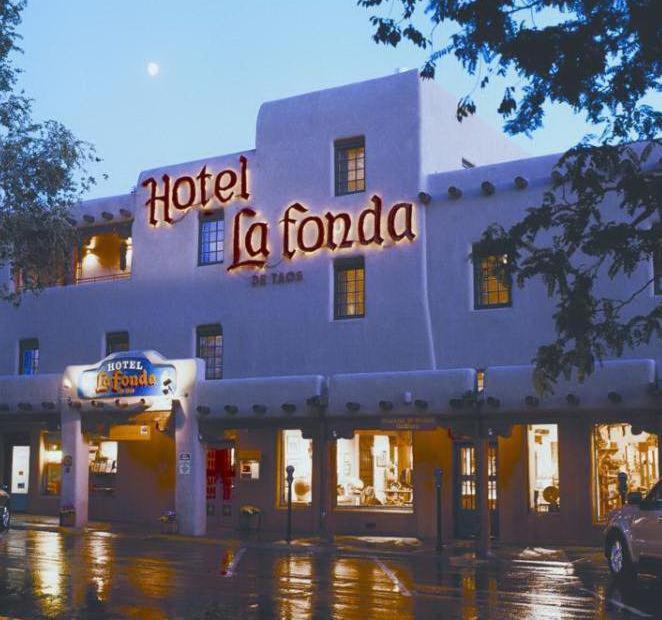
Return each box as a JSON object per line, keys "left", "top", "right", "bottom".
{"left": 280, "top": 430, "right": 312, "bottom": 505}
{"left": 41, "top": 432, "right": 62, "bottom": 496}
{"left": 592, "top": 424, "right": 659, "bottom": 522}
{"left": 527, "top": 424, "right": 560, "bottom": 512}
{"left": 336, "top": 430, "right": 413, "bottom": 510}
{"left": 89, "top": 441, "right": 118, "bottom": 495}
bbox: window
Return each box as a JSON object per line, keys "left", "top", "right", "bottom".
{"left": 528, "top": 424, "right": 560, "bottom": 512}
{"left": 106, "top": 331, "right": 129, "bottom": 355}
{"left": 334, "top": 136, "right": 365, "bottom": 196}
{"left": 19, "top": 338, "right": 39, "bottom": 375}
{"left": 592, "top": 424, "right": 658, "bottom": 522}
{"left": 473, "top": 244, "right": 512, "bottom": 309}
{"left": 476, "top": 369, "right": 485, "bottom": 393}
{"left": 334, "top": 257, "right": 365, "bottom": 319}
{"left": 89, "top": 440, "right": 118, "bottom": 495}
{"left": 198, "top": 211, "right": 225, "bottom": 265}
{"left": 196, "top": 324, "right": 223, "bottom": 380}
{"left": 77, "top": 222, "right": 132, "bottom": 283}
{"left": 280, "top": 430, "right": 312, "bottom": 505}
{"left": 336, "top": 430, "right": 413, "bottom": 510}
{"left": 41, "top": 432, "right": 62, "bottom": 496}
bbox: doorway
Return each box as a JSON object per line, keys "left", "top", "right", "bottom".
{"left": 206, "top": 446, "right": 235, "bottom": 529}
{"left": 453, "top": 441, "right": 498, "bottom": 538}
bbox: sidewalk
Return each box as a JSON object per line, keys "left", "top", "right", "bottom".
{"left": 10, "top": 513, "right": 605, "bottom": 565}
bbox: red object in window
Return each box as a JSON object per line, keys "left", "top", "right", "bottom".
{"left": 206, "top": 450, "right": 216, "bottom": 500}
{"left": 218, "top": 449, "right": 234, "bottom": 501}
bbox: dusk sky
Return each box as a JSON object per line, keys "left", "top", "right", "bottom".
{"left": 19, "top": 1, "right": 607, "bottom": 199}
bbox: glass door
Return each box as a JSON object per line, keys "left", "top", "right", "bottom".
{"left": 453, "top": 441, "right": 498, "bottom": 538}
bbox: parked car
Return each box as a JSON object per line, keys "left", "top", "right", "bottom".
{"left": 604, "top": 479, "right": 662, "bottom": 580}
{"left": 0, "top": 485, "right": 10, "bottom": 532}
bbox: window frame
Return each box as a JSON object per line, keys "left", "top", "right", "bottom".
{"left": 19, "top": 338, "right": 39, "bottom": 375}
{"left": 196, "top": 323, "right": 223, "bottom": 380}
{"left": 198, "top": 210, "right": 225, "bottom": 266}
{"left": 106, "top": 331, "right": 130, "bottom": 356}
{"left": 333, "top": 256, "right": 365, "bottom": 320}
{"left": 526, "top": 424, "right": 561, "bottom": 514}
{"left": 278, "top": 429, "right": 313, "bottom": 507}
{"left": 472, "top": 243, "right": 513, "bottom": 310}
{"left": 334, "top": 136, "right": 366, "bottom": 197}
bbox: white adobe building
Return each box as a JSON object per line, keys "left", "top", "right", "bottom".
{"left": 0, "top": 71, "right": 659, "bottom": 545}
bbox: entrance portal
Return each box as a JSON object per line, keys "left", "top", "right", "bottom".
{"left": 453, "top": 441, "right": 498, "bottom": 538}
{"left": 206, "top": 446, "right": 235, "bottom": 528}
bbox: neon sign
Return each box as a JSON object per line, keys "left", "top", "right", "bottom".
{"left": 142, "top": 156, "right": 416, "bottom": 271}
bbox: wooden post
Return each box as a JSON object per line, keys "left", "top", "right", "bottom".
{"left": 475, "top": 437, "right": 491, "bottom": 558}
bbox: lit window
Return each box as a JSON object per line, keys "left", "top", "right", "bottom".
{"left": 473, "top": 244, "right": 512, "bottom": 309}
{"left": 336, "top": 430, "right": 413, "bottom": 510}
{"left": 197, "top": 324, "right": 223, "bottom": 380}
{"left": 89, "top": 440, "right": 118, "bottom": 495}
{"left": 106, "top": 331, "right": 129, "bottom": 355}
{"left": 41, "top": 432, "right": 62, "bottom": 496}
{"left": 199, "top": 211, "right": 225, "bottom": 265}
{"left": 334, "top": 257, "right": 365, "bottom": 319}
{"left": 476, "top": 369, "right": 485, "bottom": 393}
{"left": 335, "top": 136, "right": 365, "bottom": 196}
{"left": 528, "top": 424, "right": 560, "bottom": 512}
{"left": 592, "top": 423, "right": 659, "bottom": 522}
{"left": 280, "top": 430, "right": 312, "bottom": 505}
{"left": 19, "top": 338, "right": 39, "bottom": 375}
{"left": 77, "top": 223, "right": 132, "bottom": 284}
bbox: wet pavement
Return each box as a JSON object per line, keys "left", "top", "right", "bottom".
{"left": 0, "top": 526, "right": 660, "bottom": 619}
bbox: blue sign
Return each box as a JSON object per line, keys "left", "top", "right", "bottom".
{"left": 78, "top": 353, "right": 177, "bottom": 400}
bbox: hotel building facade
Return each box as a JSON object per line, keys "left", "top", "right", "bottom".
{"left": 0, "top": 71, "right": 659, "bottom": 544}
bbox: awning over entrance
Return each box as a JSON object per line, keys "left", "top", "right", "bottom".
{"left": 0, "top": 374, "right": 62, "bottom": 414}
{"left": 196, "top": 374, "right": 326, "bottom": 422}
{"left": 328, "top": 369, "right": 475, "bottom": 418}
{"left": 485, "top": 358, "right": 658, "bottom": 414}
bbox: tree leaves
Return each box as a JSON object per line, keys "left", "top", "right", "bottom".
{"left": 361, "top": 0, "right": 661, "bottom": 392}
{"left": 0, "top": 0, "right": 96, "bottom": 304}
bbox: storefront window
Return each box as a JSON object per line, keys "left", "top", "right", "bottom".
{"left": 42, "top": 432, "right": 62, "bottom": 496}
{"left": 280, "top": 430, "right": 312, "bottom": 505}
{"left": 89, "top": 440, "right": 118, "bottom": 495}
{"left": 592, "top": 424, "right": 659, "bottom": 522}
{"left": 528, "top": 424, "right": 560, "bottom": 512}
{"left": 336, "top": 430, "right": 413, "bottom": 510}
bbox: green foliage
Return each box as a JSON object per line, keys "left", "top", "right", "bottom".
{"left": 0, "top": 0, "right": 97, "bottom": 304}
{"left": 360, "top": 0, "right": 661, "bottom": 392}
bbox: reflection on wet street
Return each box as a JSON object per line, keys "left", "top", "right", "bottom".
{"left": 0, "top": 528, "right": 659, "bottom": 619}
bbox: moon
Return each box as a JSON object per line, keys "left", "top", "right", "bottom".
{"left": 147, "top": 62, "right": 160, "bottom": 77}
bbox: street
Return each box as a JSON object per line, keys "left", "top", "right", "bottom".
{"left": 0, "top": 527, "right": 659, "bottom": 619}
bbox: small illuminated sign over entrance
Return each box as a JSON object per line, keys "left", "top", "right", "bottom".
{"left": 78, "top": 352, "right": 177, "bottom": 400}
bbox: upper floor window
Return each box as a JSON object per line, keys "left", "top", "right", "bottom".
{"left": 199, "top": 211, "right": 225, "bottom": 265}
{"left": 473, "top": 244, "right": 512, "bottom": 309}
{"left": 197, "top": 324, "right": 223, "bottom": 380}
{"left": 334, "top": 256, "right": 365, "bottom": 320}
{"left": 77, "top": 222, "right": 132, "bottom": 284}
{"left": 106, "top": 331, "right": 129, "bottom": 355}
{"left": 19, "top": 338, "right": 39, "bottom": 375}
{"left": 334, "top": 136, "right": 365, "bottom": 196}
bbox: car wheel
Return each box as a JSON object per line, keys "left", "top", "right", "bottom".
{"left": 607, "top": 535, "right": 635, "bottom": 580}
{"left": 0, "top": 504, "right": 9, "bottom": 532}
